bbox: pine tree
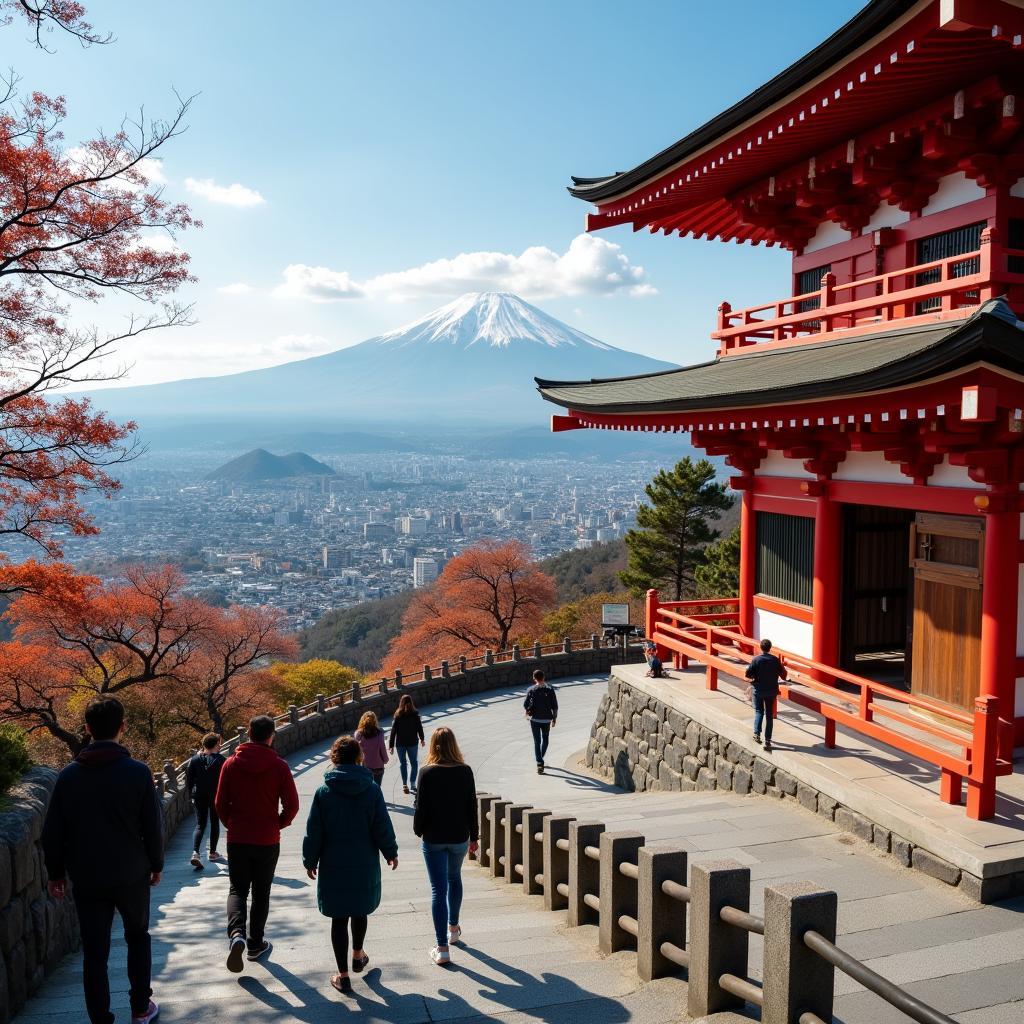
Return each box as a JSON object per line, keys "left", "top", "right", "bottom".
{"left": 695, "top": 526, "right": 741, "bottom": 598}
{"left": 620, "top": 458, "right": 732, "bottom": 601}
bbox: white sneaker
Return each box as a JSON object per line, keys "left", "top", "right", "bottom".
{"left": 448, "top": 925, "right": 463, "bottom": 944}
{"left": 430, "top": 946, "right": 451, "bottom": 965}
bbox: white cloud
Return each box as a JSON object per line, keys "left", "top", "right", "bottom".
{"left": 184, "top": 177, "right": 265, "bottom": 207}
{"left": 254, "top": 334, "right": 334, "bottom": 359}
{"left": 217, "top": 282, "right": 254, "bottom": 295}
{"left": 132, "top": 232, "right": 181, "bottom": 254}
{"left": 273, "top": 264, "right": 365, "bottom": 302}
{"left": 273, "top": 234, "right": 654, "bottom": 303}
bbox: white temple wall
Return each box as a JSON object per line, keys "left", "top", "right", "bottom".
{"left": 753, "top": 606, "right": 813, "bottom": 658}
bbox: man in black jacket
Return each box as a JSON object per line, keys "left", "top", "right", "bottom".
{"left": 185, "top": 732, "right": 225, "bottom": 870}
{"left": 523, "top": 669, "right": 558, "bottom": 774}
{"left": 744, "top": 638, "right": 788, "bottom": 753}
{"left": 41, "top": 698, "right": 163, "bottom": 1024}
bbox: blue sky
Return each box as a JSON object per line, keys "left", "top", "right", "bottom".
{"left": 16, "top": 1, "right": 865, "bottom": 384}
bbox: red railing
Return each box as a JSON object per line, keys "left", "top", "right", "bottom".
{"left": 646, "top": 592, "right": 1001, "bottom": 820}
{"left": 712, "top": 232, "right": 1024, "bottom": 354}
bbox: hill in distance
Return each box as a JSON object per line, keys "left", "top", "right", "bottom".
{"left": 81, "top": 292, "right": 676, "bottom": 431}
{"left": 207, "top": 448, "right": 335, "bottom": 483}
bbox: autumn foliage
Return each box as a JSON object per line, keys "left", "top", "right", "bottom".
{"left": 0, "top": 565, "right": 295, "bottom": 764}
{"left": 383, "top": 540, "right": 556, "bottom": 672}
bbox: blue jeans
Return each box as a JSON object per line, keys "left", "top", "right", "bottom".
{"left": 396, "top": 744, "right": 419, "bottom": 788}
{"left": 530, "top": 720, "right": 550, "bottom": 764}
{"left": 753, "top": 691, "right": 776, "bottom": 742}
{"left": 422, "top": 841, "right": 468, "bottom": 947}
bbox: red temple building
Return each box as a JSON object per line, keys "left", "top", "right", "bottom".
{"left": 537, "top": 0, "right": 1024, "bottom": 819}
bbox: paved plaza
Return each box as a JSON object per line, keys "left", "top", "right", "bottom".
{"left": 14, "top": 675, "right": 1024, "bottom": 1023}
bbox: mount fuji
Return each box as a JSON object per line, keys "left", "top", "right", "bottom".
{"left": 81, "top": 293, "right": 675, "bottom": 433}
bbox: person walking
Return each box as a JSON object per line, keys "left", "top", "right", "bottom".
{"left": 523, "top": 669, "right": 558, "bottom": 774}
{"left": 745, "top": 638, "right": 788, "bottom": 753}
{"left": 41, "top": 698, "right": 163, "bottom": 1024}
{"left": 355, "top": 711, "right": 389, "bottom": 787}
{"left": 214, "top": 714, "right": 300, "bottom": 973}
{"left": 186, "top": 732, "right": 225, "bottom": 871}
{"left": 413, "top": 727, "right": 478, "bottom": 966}
{"left": 389, "top": 694, "right": 425, "bottom": 794}
{"left": 302, "top": 735, "right": 399, "bottom": 994}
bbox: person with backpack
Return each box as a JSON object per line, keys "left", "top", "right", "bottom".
{"left": 389, "top": 694, "right": 425, "bottom": 794}
{"left": 186, "top": 732, "right": 225, "bottom": 871}
{"left": 413, "top": 727, "right": 477, "bottom": 966}
{"left": 745, "top": 638, "right": 788, "bottom": 754}
{"left": 302, "top": 735, "right": 398, "bottom": 994}
{"left": 643, "top": 640, "right": 666, "bottom": 678}
{"left": 214, "top": 714, "right": 300, "bottom": 973}
{"left": 523, "top": 669, "right": 558, "bottom": 775}
{"left": 355, "top": 711, "right": 389, "bottom": 787}
{"left": 41, "top": 698, "right": 163, "bottom": 1024}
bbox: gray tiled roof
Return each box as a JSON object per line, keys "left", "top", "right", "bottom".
{"left": 536, "top": 303, "right": 1024, "bottom": 415}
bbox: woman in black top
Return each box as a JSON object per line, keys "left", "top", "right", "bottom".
{"left": 389, "top": 695, "right": 425, "bottom": 795}
{"left": 413, "top": 727, "right": 477, "bottom": 966}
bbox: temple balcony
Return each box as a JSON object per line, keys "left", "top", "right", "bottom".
{"left": 712, "top": 227, "right": 1024, "bottom": 355}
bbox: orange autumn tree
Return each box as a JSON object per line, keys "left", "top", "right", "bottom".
{"left": 384, "top": 540, "right": 556, "bottom": 672}
{"left": 0, "top": 565, "right": 293, "bottom": 762}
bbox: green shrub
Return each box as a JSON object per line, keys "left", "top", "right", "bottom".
{"left": 0, "top": 725, "right": 31, "bottom": 794}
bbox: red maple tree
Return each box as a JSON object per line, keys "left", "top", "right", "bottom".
{"left": 384, "top": 540, "right": 556, "bottom": 672}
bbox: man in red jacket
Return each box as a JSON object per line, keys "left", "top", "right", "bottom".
{"left": 214, "top": 714, "right": 300, "bottom": 973}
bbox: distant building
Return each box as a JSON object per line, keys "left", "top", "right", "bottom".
{"left": 363, "top": 522, "right": 394, "bottom": 542}
{"left": 413, "top": 557, "right": 439, "bottom": 588}
{"left": 400, "top": 516, "right": 428, "bottom": 536}
{"left": 322, "top": 546, "right": 350, "bottom": 569}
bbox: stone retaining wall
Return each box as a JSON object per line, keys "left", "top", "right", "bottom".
{"left": 5, "top": 643, "right": 641, "bottom": 1023}
{"left": 586, "top": 673, "right": 1004, "bottom": 902}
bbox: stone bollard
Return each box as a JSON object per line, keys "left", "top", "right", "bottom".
{"left": 316, "top": 693, "right": 326, "bottom": 715}
{"left": 476, "top": 795, "right": 498, "bottom": 870}
{"left": 289, "top": 704, "right": 299, "bottom": 726}
{"left": 155, "top": 775, "right": 165, "bottom": 797}
{"left": 687, "top": 860, "right": 751, "bottom": 1019}
{"left": 237, "top": 725, "right": 247, "bottom": 745}
{"left": 598, "top": 830, "right": 644, "bottom": 954}
{"left": 512, "top": 644, "right": 521, "bottom": 661}
{"left": 441, "top": 660, "right": 450, "bottom": 678}
{"left": 484, "top": 649, "right": 494, "bottom": 666}
{"left": 377, "top": 678, "right": 387, "bottom": 695}
{"left": 352, "top": 682, "right": 361, "bottom": 703}
{"left": 522, "top": 808, "right": 551, "bottom": 896}
{"left": 542, "top": 814, "right": 575, "bottom": 911}
{"left": 762, "top": 883, "right": 837, "bottom": 1024}
{"left": 163, "top": 761, "right": 176, "bottom": 789}
{"left": 638, "top": 846, "right": 688, "bottom": 981}
{"left": 533, "top": 640, "right": 542, "bottom": 659}
{"left": 490, "top": 799, "right": 512, "bottom": 880}
{"left": 423, "top": 664, "right": 432, "bottom": 682}
{"left": 459, "top": 655, "right": 468, "bottom": 674}
{"left": 503, "top": 804, "right": 532, "bottom": 885}
{"left": 591, "top": 634, "right": 600, "bottom": 650}
{"left": 395, "top": 669, "right": 403, "bottom": 688}
{"left": 568, "top": 821, "right": 605, "bottom": 927}
{"left": 563, "top": 637, "right": 572, "bottom": 654}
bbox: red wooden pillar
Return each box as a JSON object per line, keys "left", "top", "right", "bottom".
{"left": 811, "top": 489, "right": 842, "bottom": 676}
{"left": 739, "top": 489, "right": 756, "bottom": 638}
{"left": 979, "top": 495, "right": 1018, "bottom": 763}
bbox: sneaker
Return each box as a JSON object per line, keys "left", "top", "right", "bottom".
{"left": 764, "top": 742, "right": 774, "bottom": 753}
{"left": 247, "top": 939, "right": 272, "bottom": 962}
{"left": 536, "top": 763, "right": 544, "bottom": 775}
{"left": 131, "top": 1000, "right": 159, "bottom": 1024}
{"left": 330, "top": 973, "right": 352, "bottom": 994}
{"left": 753, "top": 734, "right": 762, "bottom": 745}
{"left": 449, "top": 924, "right": 463, "bottom": 944}
{"left": 226, "top": 936, "right": 246, "bottom": 973}
{"left": 352, "top": 952, "right": 369, "bottom": 973}
{"left": 403, "top": 785, "right": 410, "bottom": 794}
{"left": 430, "top": 946, "right": 451, "bottom": 965}
{"left": 190, "top": 852, "right": 203, "bottom": 870}
{"left": 208, "top": 850, "right": 222, "bottom": 862}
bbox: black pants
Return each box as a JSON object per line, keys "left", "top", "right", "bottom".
{"left": 226, "top": 843, "right": 279, "bottom": 950}
{"left": 73, "top": 880, "right": 152, "bottom": 1024}
{"left": 331, "top": 915, "right": 368, "bottom": 972}
{"left": 192, "top": 798, "right": 220, "bottom": 854}
{"left": 530, "top": 720, "right": 551, "bottom": 764}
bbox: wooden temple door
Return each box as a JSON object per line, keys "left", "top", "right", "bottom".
{"left": 909, "top": 513, "right": 984, "bottom": 710}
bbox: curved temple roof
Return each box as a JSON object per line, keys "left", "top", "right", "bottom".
{"left": 536, "top": 301, "right": 1024, "bottom": 416}
{"left": 568, "top": 0, "right": 917, "bottom": 204}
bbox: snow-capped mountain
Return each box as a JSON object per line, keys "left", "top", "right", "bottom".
{"left": 375, "top": 292, "right": 614, "bottom": 351}
{"left": 82, "top": 292, "right": 675, "bottom": 430}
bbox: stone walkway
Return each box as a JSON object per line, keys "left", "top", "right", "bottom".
{"left": 13, "top": 675, "right": 1024, "bottom": 1022}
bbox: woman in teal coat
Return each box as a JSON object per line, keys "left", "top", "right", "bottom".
{"left": 303, "top": 735, "right": 398, "bottom": 994}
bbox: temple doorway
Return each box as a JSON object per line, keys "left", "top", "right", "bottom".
{"left": 840, "top": 505, "right": 915, "bottom": 687}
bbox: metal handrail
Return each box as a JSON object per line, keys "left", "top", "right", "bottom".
{"left": 719, "top": 973, "right": 764, "bottom": 1008}
{"left": 583, "top": 845, "right": 600, "bottom": 862}
{"left": 720, "top": 904, "right": 765, "bottom": 936}
{"left": 661, "top": 879, "right": 690, "bottom": 903}
{"left": 619, "top": 861, "right": 639, "bottom": 880}
{"left": 803, "top": 930, "right": 957, "bottom": 1024}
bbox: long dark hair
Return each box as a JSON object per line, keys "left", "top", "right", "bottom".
{"left": 394, "top": 694, "right": 417, "bottom": 719}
